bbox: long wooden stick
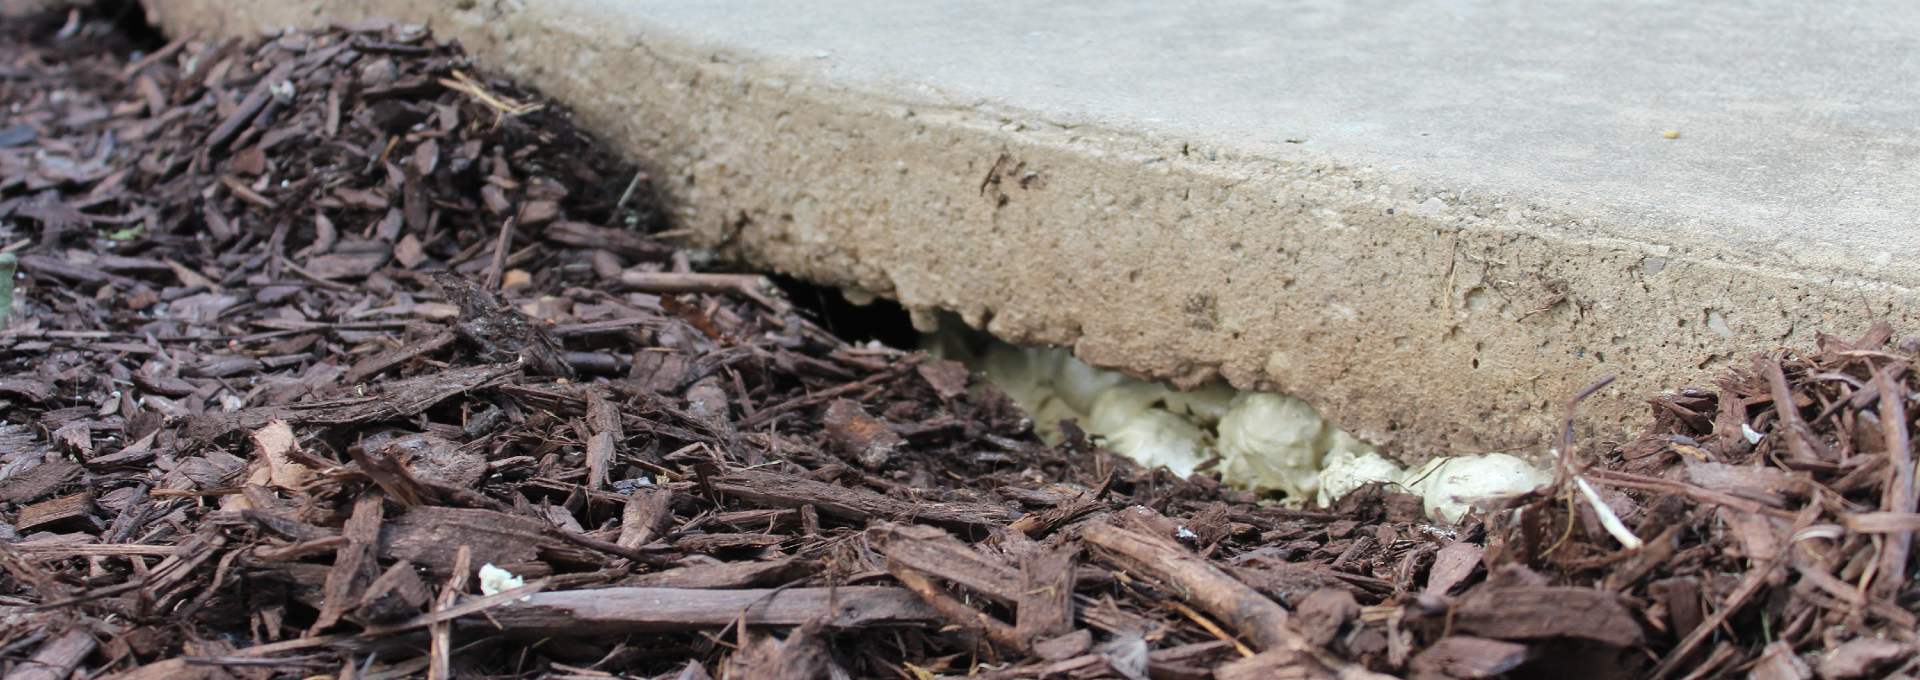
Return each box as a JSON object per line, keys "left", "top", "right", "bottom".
{"left": 617, "top": 271, "right": 784, "bottom": 311}
{"left": 1081, "top": 522, "right": 1296, "bottom": 651}
{"left": 1082, "top": 519, "right": 1391, "bottom": 679}
{"left": 889, "top": 564, "right": 1026, "bottom": 655}
{"left": 474, "top": 586, "right": 939, "bottom": 635}
{"left": 427, "top": 546, "right": 472, "bottom": 680}
{"left": 1873, "top": 368, "right": 1915, "bottom": 601}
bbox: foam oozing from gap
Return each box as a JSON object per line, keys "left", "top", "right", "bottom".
{"left": 923, "top": 322, "right": 1552, "bottom": 522}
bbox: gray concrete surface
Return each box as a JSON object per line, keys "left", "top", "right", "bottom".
{"left": 139, "top": 0, "right": 1920, "bottom": 459}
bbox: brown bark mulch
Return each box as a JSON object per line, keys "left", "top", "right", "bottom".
{"left": 0, "top": 8, "right": 1913, "bottom": 679}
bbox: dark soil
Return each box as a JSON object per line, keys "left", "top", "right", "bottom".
{"left": 0, "top": 9, "right": 1914, "bottom": 680}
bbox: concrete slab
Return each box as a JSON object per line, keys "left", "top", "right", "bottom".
{"left": 140, "top": 0, "right": 1920, "bottom": 458}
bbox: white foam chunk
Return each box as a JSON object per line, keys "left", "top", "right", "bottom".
{"left": 1401, "top": 453, "right": 1552, "bottom": 524}
{"left": 1316, "top": 448, "right": 1406, "bottom": 507}
{"left": 1102, "top": 407, "right": 1213, "bottom": 478}
{"left": 981, "top": 344, "right": 1052, "bottom": 410}
{"left": 1215, "top": 393, "right": 1328, "bottom": 498}
{"left": 937, "top": 326, "right": 1556, "bottom": 512}
{"left": 1163, "top": 382, "right": 1236, "bottom": 425}
{"left": 1053, "top": 354, "right": 1128, "bottom": 413}
{"left": 1088, "top": 380, "right": 1171, "bottom": 434}
{"left": 478, "top": 563, "right": 529, "bottom": 601}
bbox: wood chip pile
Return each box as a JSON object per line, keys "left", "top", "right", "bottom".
{"left": 0, "top": 9, "right": 1913, "bottom": 679}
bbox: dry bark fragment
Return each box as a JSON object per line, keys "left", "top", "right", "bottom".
{"left": 624, "top": 558, "right": 813, "bottom": 589}
{"left": 585, "top": 391, "right": 621, "bottom": 490}
{"left": 1214, "top": 649, "right": 1335, "bottom": 680}
{"left": 184, "top": 363, "right": 521, "bottom": 441}
{"left": 724, "top": 620, "right": 830, "bottom": 680}
{"left": 1682, "top": 461, "right": 1810, "bottom": 507}
{"left": 716, "top": 469, "right": 1015, "bottom": 530}
{"left": 867, "top": 523, "right": 1020, "bottom": 603}
{"left": 438, "top": 273, "right": 571, "bottom": 377}
{"left": 821, "top": 399, "right": 901, "bottom": 469}
{"left": 915, "top": 359, "right": 971, "bottom": 400}
{"left": 672, "top": 532, "right": 785, "bottom": 554}
{"left": 355, "top": 559, "right": 431, "bottom": 622}
{"left": 380, "top": 506, "right": 567, "bottom": 574}
{"left": 1815, "top": 637, "right": 1912, "bottom": 679}
{"left": 312, "top": 494, "right": 382, "bottom": 632}
{"left": 350, "top": 438, "right": 438, "bottom": 507}
{"left": 204, "top": 60, "right": 294, "bottom": 151}
{"left": 0, "top": 378, "right": 53, "bottom": 403}
{"left": 1006, "top": 489, "right": 1105, "bottom": 538}
{"left": 1407, "top": 636, "right": 1529, "bottom": 679}
{"left": 342, "top": 330, "right": 455, "bottom": 384}
{"left": 544, "top": 220, "right": 671, "bottom": 260}
{"left": 1082, "top": 517, "right": 1297, "bottom": 652}
{"left": 1013, "top": 545, "right": 1077, "bottom": 644}
{"left": 380, "top": 432, "right": 486, "bottom": 490}
{"left": 1750, "top": 641, "right": 1812, "bottom": 680}
{"left": 1294, "top": 589, "right": 1359, "bottom": 648}
{"left": 0, "top": 459, "right": 80, "bottom": 505}
{"left": 1451, "top": 585, "right": 1643, "bottom": 648}
{"left": 1422, "top": 541, "right": 1483, "bottom": 596}
{"left": 5, "top": 629, "right": 96, "bottom": 680}
{"left": 16, "top": 492, "right": 94, "bottom": 532}
{"left": 1763, "top": 359, "right": 1827, "bottom": 462}
{"left": 618, "top": 487, "right": 673, "bottom": 549}
{"left": 1647, "top": 576, "right": 1703, "bottom": 641}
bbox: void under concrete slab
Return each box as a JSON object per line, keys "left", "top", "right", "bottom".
{"left": 141, "top": 0, "right": 1920, "bottom": 458}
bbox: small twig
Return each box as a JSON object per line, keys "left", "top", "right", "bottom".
{"left": 1573, "top": 475, "right": 1644, "bottom": 550}
{"left": 274, "top": 255, "right": 355, "bottom": 292}
{"left": 428, "top": 546, "right": 473, "bottom": 680}
{"left": 1538, "top": 489, "right": 1581, "bottom": 559}
{"left": 1554, "top": 375, "right": 1616, "bottom": 486}
{"left": 206, "top": 62, "right": 294, "bottom": 151}
{"left": 1764, "top": 359, "right": 1822, "bottom": 461}
{"left": 1582, "top": 468, "right": 1797, "bottom": 519}
{"left": 1080, "top": 517, "right": 1381, "bottom": 678}
{"left": 539, "top": 524, "right": 673, "bottom": 566}
{"left": 1872, "top": 367, "right": 1915, "bottom": 601}
{"left": 438, "top": 70, "right": 543, "bottom": 119}
{"left": 121, "top": 34, "right": 192, "bottom": 79}
{"left": 737, "top": 363, "right": 911, "bottom": 429}
{"left": 1541, "top": 375, "right": 1632, "bottom": 556}
{"left": 1166, "top": 600, "right": 1255, "bottom": 658}
{"left": 617, "top": 270, "right": 785, "bottom": 311}
{"left": 485, "top": 214, "right": 516, "bottom": 291}
{"left": 229, "top": 579, "right": 552, "bottom": 658}
{"left": 615, "top": 170, "right": 645, "bottom": 212}
{"left": 889, "top": 563, "right": 1025, "bottom": 656}
{"left": 219, "top": 176, "right": 279, "bottom": 210}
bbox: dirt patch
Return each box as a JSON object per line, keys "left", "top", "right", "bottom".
{"left": 0, "top": 10, "right": 1914, "bottom": 679}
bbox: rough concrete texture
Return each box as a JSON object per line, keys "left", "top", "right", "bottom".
{"left": 139, "top": 0, "right": 1920, "bottom": 459}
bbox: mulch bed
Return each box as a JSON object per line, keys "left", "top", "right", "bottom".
{"left": 1, "top": 8, "right": 1915, "bottom": 679}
